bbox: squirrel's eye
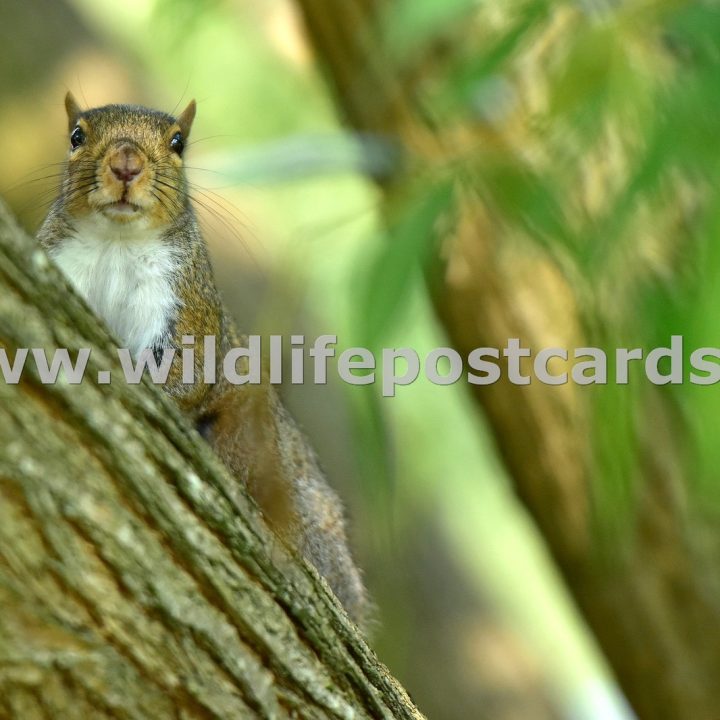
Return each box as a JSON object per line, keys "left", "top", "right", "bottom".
{"left": 170, "top": 132, "right": 184, "bottom": 156}
{"left": 70, "top": 126, "right": 85, "bottom": 149}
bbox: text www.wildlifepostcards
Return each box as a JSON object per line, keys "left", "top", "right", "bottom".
{"left": 4, "top": 334, "right": 720, "bottom": 395}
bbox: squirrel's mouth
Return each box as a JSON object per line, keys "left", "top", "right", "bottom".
{"left": 102, "top": 200, "right": 143, "bottom": 217}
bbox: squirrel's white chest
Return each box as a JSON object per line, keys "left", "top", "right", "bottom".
{"left": 50, "top": 219, "right": 180, "bottom": 356}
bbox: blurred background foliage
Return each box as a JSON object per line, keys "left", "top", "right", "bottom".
{"left": 5, "top": 0, "right": 720, "bottom": 718}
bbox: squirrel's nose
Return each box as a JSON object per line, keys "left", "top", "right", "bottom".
{"left": 109, "top": 144, "right": 144, "bottom": 183}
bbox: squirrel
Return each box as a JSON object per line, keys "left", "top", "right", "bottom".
{"left": 36, "top": 93, "right": 367, "bottom": 625}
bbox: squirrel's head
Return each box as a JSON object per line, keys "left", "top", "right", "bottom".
{"left": 61, "top": 92, "right": 196, "bottom": 227}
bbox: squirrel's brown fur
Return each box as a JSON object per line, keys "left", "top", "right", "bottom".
{"left": 37, "top": 93, "right": 367, "bottom": 624}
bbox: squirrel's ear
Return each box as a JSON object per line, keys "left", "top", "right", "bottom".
{"left": 65, "top": 92, "right": 83, "bottom": 130}
{"left": 177, "top": 99, "right": 196, "bottom": 138}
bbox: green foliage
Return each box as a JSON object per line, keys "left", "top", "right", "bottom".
{"left": 356, "top": 180, "right": 455, "bottom": 350}
{"left": 339, "top": 0, "right": 720, "bottom": 542}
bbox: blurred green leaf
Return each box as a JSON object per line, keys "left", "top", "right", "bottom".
{"left": 356, "top": 179, "right": 455, "bottom": 350}
{"left": 430, "top": 0, "right": 550, "bottom": 120}
{"left": 479, "top": 157, "right": 578, "bottom": 257}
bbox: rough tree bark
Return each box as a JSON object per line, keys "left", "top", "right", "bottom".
{"left": 292, "top": 2, "right": 720, "bottom": 719}
{"left": 0, "top": 198, "right": 424, "bottom": 719}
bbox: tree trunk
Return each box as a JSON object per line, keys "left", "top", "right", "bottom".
{"left": 292, "top": 2, "right": 720, "bottom": 718}
{"left": 0, "top": 198, "right": 423, "bottom": 720}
